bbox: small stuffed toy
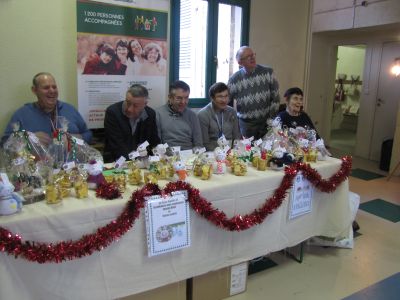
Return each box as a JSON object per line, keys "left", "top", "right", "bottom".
{"left": 212, "top": 147, "right": 227, "bottom": 174}
{"left": 87, "top": 160, "right": 105, "bottom": 189}
{"left": 269, "top": 147, "right": 295, "bottom": 170}
{"left": 0, "top": 174, "right": 24, "bottom": 216}
{"left": 173, "top": 161, "right": 187, "bottom": 182}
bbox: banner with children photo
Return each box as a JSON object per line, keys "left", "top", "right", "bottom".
{"left": 76, "top": 0, "right": 169, "bottom": 128}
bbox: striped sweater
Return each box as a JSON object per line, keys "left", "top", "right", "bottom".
{"left": 228, "top": 64, "right": 280, "bottom": 120}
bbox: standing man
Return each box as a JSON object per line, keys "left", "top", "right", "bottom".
{"left": 2, "top": 72, "right": 92, "bottom": 145}
{"left": 104, "top": 84, "right": 160, "bottom": 161}
{"left": 228, "top": 46, "right": 280, "bottom": 139}
{"left": 156, "top": 80, "right": 203, "bottom": 150}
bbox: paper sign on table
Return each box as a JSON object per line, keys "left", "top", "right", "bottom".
{"left": 288, "top": 171, "right": 313, "bottom": 220}
{"left": 145, "top": 192, "right": 190, "bottom": 257}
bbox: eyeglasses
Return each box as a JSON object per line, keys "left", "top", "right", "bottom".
{"left": 215, "top": 94, "right": 229, "bottom": 100}
{"left": 241, "top": 53, "right": 256, "bottom": 61}
{"left": 171, "top": 95, "right": 189, "bottom": 103}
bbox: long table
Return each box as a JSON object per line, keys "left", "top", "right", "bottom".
{"left": 0, "top": 157, "right": 351, "bottom": 300}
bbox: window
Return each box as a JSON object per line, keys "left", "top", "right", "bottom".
{"left": 170, "top": 0, "right": 250, "bottom": 107}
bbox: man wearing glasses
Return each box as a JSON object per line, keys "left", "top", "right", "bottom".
{"left": 104, "top": 84, "right": 160, "bottom": 161}
{"left": 228, "top": 46, "right": 280, "bottom": 140}
{"left": 197, "top": 82, "right": 241, "bottom": 151}
{"left": 156, "top": 80, "right": 203, "bottom": 150}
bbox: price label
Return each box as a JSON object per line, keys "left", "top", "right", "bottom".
{"left": 115, "top": 156, "right": 126, "bottom": 169}
{"left": 129, "top": 151, "right": 140, "bottom": 159}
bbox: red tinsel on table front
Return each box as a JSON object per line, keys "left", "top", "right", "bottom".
{"left": 0, "top": 156, "right": 351, "bottom": 263}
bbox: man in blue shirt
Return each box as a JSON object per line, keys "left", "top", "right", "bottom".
{"left": 2, "top": 72, "right": 92, "bottom": 145}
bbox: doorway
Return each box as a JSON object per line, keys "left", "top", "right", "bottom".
{"left": 330, "top": 45, "right": 366, "bottom": 155}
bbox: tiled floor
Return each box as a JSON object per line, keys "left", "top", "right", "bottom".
{"left": 224, "top": 155, "right": 400, "bottom": 300}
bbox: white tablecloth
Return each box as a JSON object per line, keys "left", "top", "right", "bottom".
{"left": 0, "top": 157, "right": 351, "bottom": 300}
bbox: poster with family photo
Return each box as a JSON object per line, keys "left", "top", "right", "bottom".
{"left": 76, "top": 0, "right": 169, "bottom": 128}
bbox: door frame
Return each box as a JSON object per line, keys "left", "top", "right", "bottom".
{"left": 306, "top": 26, "right": 400, "bottom": 163}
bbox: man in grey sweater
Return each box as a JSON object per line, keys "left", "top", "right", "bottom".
{"left": 228, "top": 46, "right": 280, "bottom": 139}
{"left": 198, "top": 82, "right": 241, "bottom": 151}
{"left": 156, "top": 80, "right": 203, "bottom": 150}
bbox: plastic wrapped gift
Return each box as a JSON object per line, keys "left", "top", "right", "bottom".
{"left": 3, "top": 122, "right": 51, "bottom": 163}
{"left": 114, "top": 172, "right": 127, "bottom": 192}
{"left": 74, "top": 177, "right": 88, "bottom": 199}
{"left": 128, "top": 141, "right": 150, "bottom": 169}
{"left": 200, "top": 164, "right": 212, "bottom": 180}
{"left": 250, "top": 146, "right": 261, "bottom": 168}
{"left": 225, "top": 149, "right": 237, "bottom": 167}
{"left": 45, "top": 171, "right": 63, "bottom": 204}
{"left": 5, "top": 152, "right": 45, "bottom": 204}
{"left": 104, "top": 174, "right": 114, "bottom": 184}
{"left": 127, "top": 161, "right": 142, "bottom": 185}
{"left": 304, "top": 148, "right": 318, "bottom": 163}
{"left": 212, "top": 147, "right": 227, "bottom": 175}
{"left": 232, "top": 160, "right": 247, "bottom": 176}
{"left": 44, "top": 117, "right": 103, "bottom": 167}
{"left": 148, "top": 155, "right": 161, "bottom": 178}
{"left": 157, "top": 163, "right": 170, "bottom": 180}
{"left": 45, "top": 183, "right": 61, "bottom": 205}
{"left": 193, "top": 161, "right": 203, "bottom": 177}
{"left": 69, "top": 139, "right": 103, "bottom": 165}
{"left": 314, "top": 138, "right": 331, "bottom": 160}
{"left": 257, "top": 158, "right": 267, "bottom": 171}
{"left": 144, "top": 171, "right": 158, "bottom": 184}
{"left": 152, "top": 143, "right": 168, "bottom": 161}
{"left": 192, "top": 160, "right": 212, "bottom": 180}
{"left": 73, "top": 167, "right": 88, "bottom": 199}
{"left": 192, "top": 151, "right": 213, "bottom": 179}
{"left": 47, "top": 117, "right": 70, "bottom": 168}
{"left": 235, "top": 138, "right": 252, "bottom": 162}
{"left": 128, "top": 168, "right": 143, "bottom": 185}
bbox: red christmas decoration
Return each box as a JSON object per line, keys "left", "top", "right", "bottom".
{"left": 96, "top": 182, "right": 122, "bottom": 200}
{"left": 0, "top": 157, "right": 351, "bottom": 263}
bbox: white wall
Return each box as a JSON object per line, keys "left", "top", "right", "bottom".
{"left": 336, "top": 46, "right": 365, "bottom": 80}
{"left": 0, "top": 0, "right": 311, "bottom": 136}
{"left": 250, "top": 0, "right": 311, "bottom": 100}
{"left": 0, "top": 0, "right": 77, "bottom": 134}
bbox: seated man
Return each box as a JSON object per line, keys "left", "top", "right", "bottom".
{"left": 198, "top": 82, "right": 241, "bottom": 151}
{"left": 2, "top": 72, "right": 92, "bottom": 145}
{"left": 104, "top": 84, "right": 160, "bottom": 161}
{"left": 156, "top": 80, "right": 203, "bottom": 150}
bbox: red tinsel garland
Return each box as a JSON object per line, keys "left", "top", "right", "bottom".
{"left": 0, "top": 156, "right": 352, "bottom": 263}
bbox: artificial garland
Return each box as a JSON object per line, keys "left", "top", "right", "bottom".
{"left": 0, "top": 156, "right": 352, "bottom": 263}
